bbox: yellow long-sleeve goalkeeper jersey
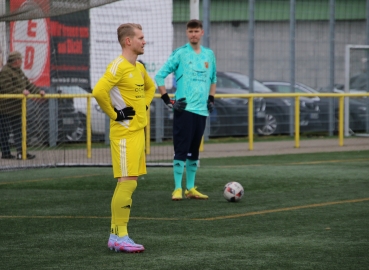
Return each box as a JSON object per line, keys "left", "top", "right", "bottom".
{"left": 93, "top": 56, "right": 156, "bottom": 139}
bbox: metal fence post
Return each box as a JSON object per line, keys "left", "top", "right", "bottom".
{"left": 203, "top": 0, "right": 211, "bottom": 141}
{"left": 289, "top": 0, "right": 296, "bottom": 136}
{"left": 248, "top": 0, "right": 254, "bottom": 94}
{"left": 329, "top": 0, "right": 336, "bottom": 136}
{"left": 366, "top": 0, "right": 369, "bottom": 132}
{"left": 155, "top": 98, "right": 164, "bottom": 143}
{"left": 344, "top": 45, "right": 351, "bottom": 137}
{"left": 48, "top": 86, "right": 57, "bottom": 147}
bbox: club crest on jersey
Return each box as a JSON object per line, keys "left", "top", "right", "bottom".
{"left": 205, "top": 62, "right": 209, "bottom": 68}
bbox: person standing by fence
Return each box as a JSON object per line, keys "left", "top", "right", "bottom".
{"left": 0, "top": 51, "right": 45, "bottom": 160}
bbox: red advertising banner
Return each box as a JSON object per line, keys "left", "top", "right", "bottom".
{"left": 49, "top": 10, "right": 90, "bottom": 88}
{"left": 10, "top": 0, "right": 50, "bottom": 87}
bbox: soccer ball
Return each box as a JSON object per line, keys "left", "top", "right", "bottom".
{"left": 223, "top": 182, "right": 244, "bottom": 202}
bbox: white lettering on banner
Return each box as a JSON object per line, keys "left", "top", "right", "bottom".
{"left": 11, "top": 18, "right": 49, "bottom": 84}
{"left": 51, "top": 77, "right": 89, "bottom": 84}
{"left": 90, "top": 0, "right": 173, "bottom": 89}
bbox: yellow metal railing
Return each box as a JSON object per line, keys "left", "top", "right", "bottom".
{"left": 1, "top": 92, "right": 368, "bottom": 159}
{"left": 207, "top": 92, "right": 369, "bottom": 150}
{"left": 0, "top": 93, "right": 92, "bottom": 160}
{"left": 147, "top": 92, "right": 369, "bottom": 154}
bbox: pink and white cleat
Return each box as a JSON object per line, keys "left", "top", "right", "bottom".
{"left": 114, "top": 235, "right": 145, "bottom": 253}
{"left": 107, "top": 234, "right": 118, "bottom": 251}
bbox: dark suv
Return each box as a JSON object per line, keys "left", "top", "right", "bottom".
{"left": 217, "top": 72, "right": 319, "bottom": 135}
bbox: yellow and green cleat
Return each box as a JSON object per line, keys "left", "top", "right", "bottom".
{"left": 185, "top": 187, "right": 208, "bottom": 200}
{"left": 172, "top": 188, "right": 183, "bottom": 201}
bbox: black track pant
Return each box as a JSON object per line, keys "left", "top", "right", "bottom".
{"left": 173, "top": 110, "right": 206, "bottom": 161}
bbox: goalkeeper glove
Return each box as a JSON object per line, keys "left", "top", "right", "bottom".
{"left": 161, "top": 93, "right": 187, "bottom": 112}
{"left": 173, "top": 97, "right": 187, "bottom": 112}
{"left": 114, "top": 107, "right": 135, "bottom": 121}
{"left": 161, "top": 93, "right": 174, "bottom": 110}
{"left": 207, "top": 95, "right": 215, "bottom": 113}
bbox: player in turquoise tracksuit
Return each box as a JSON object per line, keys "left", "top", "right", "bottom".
{"left": 155, "top": 19, "right": 217, "bottom": 201}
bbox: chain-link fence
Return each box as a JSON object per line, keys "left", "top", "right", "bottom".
{"left": 1, "top": 0, "right": 368, "bottom": 170}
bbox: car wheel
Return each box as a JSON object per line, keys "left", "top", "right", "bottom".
{"left": 257, "top": 110, "right": 282, "bottom": 136}
{"left": 65, "top": 113, "right": 86, "bottom": 142}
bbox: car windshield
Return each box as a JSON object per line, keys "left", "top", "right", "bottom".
{"left": 297, "top": 83, "right": 319, "bottom": 93}
{"left": 58, "top": 86, "right": 88, "bottom": 95}
{"left": 223, "top": 72, "right": 273, "bottom": 93}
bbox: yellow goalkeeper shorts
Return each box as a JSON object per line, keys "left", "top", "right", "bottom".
{"left": 110, "top": 129, "right": 146, "bottom": 178}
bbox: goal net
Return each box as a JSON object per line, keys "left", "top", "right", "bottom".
{"left": 344, "top": 45, "right": 369, "bottom": 137}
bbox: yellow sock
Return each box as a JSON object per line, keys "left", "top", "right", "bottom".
{"left": 110, "top": 184, "right": 120, "bottom": 235}
{"left": 112, "top": 180, "right": 137, "bottom": 237}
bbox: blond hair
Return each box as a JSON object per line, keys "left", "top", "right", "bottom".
{"left": 117, "top": 23, "right": 142, "bottom": 47}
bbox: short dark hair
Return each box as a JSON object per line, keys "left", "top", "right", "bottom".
{"left": 187, "top": 19, "right": 203, "bottom": 29}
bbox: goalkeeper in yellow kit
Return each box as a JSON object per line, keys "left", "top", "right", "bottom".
{"left": 93, "top": 23, "right": 155, "bottom": 253}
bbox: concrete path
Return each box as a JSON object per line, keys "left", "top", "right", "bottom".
{"left": 1, "top": 137, "right": 368, "bottom": 170}
{"left": 198, "top": 137, "right": 369, "bottom": 158}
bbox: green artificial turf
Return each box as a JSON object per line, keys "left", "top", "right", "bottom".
{"left": 0, "top": 150, "right": 368, "bottom": 269}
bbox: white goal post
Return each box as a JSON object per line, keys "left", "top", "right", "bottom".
{"left": 344, "top": 44, "right": 369, "bottom": 137}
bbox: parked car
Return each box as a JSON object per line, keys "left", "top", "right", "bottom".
{"left": 333, "top": 72, "right": 368, "bottom": 92}
{"left": 267, "top": 82, "right": 367, "bottom": 132}
{"left": 209, "top": 87, "right": 266, "bottom": 137}
{"left": 216, "top": 72, "right": 320, "bottom": 135}
{"left": 261, "top": 81, "right": 321, "bottom": 132}
{"left": 349, "top": 72, "right": 369, "bottom": 92}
